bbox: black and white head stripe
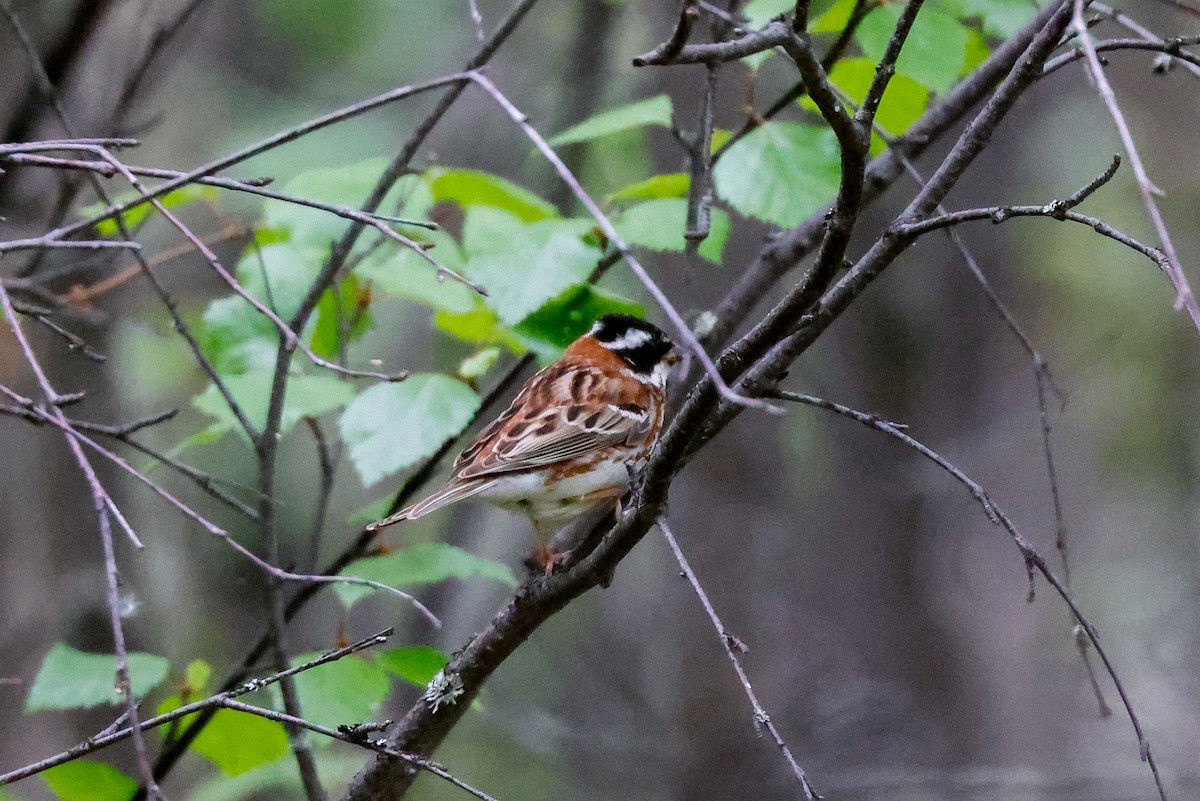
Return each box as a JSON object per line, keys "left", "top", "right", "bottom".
{"left": 589, "top": 314, "right": 674, "bottom": 375}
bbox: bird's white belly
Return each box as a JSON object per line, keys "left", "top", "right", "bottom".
{"left": 476, "top": 458, "right": 632, "bottom": 528}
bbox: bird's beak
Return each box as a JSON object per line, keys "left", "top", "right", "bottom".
{"left": 664, "top": 348, "right": 682, "bottom": 366}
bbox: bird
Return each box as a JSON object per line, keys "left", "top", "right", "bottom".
{"left": 367, "top": 313, "right": 676, "bottom": 572}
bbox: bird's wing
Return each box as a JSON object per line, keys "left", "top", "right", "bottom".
{"left": 454, "top": 359, "right": 658, "bottom": 480}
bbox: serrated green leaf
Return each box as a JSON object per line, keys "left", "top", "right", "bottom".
{"left": 856, "top": 4, "right": 968, "bottom": 94}
{"left": 609, "top": 173, "right": 690, "bottom": 202}
{"left": 376, "top": 646, "right": 449, "bottom": 687}
{"left": 713, "top": 122, "right": 841, "bottom": 227}
{"left": 282, "top": 654, "right": 391, "bottom": 730}
{"left": 27, "top": 644, "right": 169, "bottom": 712}
{"left": 467, "top": 219, "right": 601, "bottom": 325}
{"left": 335, "top": 543, "right": 518, "bottom": 607}
{"left": 514, "top": 285, "right": 645, "bottom": 355}
{"left": 43, "top": 760, "right": 135, "bottom": 801}
{"left": 429, "top": 168, "right": 557, "bottom": 222}
{"left": 156, "top": 695, "right": 289, "bottom": 776}
{"left": 339, "top": 374, "right": 480, "bottom": 487}
{"left": 548, "top": 95, "right": 673, "bottom": 147}
{"left": 614, "top": 198, "right": 731, "bottom": 263}
{"left": 193, "top": 373, "right": 356, "bottom": 439}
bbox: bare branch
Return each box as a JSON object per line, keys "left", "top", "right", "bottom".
{"left": 634, "top": 20, "right": 789, "bottom": 66}
{"left": 1070, "top": 0, "right": 1200, "bottom": 333}
{"left": 658, "top": 519, "right": 818, "bottom": 800}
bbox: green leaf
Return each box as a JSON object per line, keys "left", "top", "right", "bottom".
{"left": 856, "top": 4, "right": 968, "bottom": 94}
{"left": 283, "top": 654, "right": 391, "bottom": 730}
{"left": 467, "top": 219, "right": 602, "bottom": 325}
{"left": 336, "top": 543, "right": 518, "bottom": 607}
{"left": 156, "top": 695, "right": 289, "bottom": 776}
{"left": 84, "top": 184, "right": 218, "bottom": 237}
{"left": 235, "top": 241, "right": 327, "bottom": 322}
{"left": 354, "top": 230, "right": 474, "bottom": 313}
{"left": 710, "top": 128, "right": 732, "bottom": 154}
{"left": 433, "top": 304, "right": 511, "bottom": 346}
{"left": 266, "top": 160, "right": 430, "bottom": 247}
{"left": 27, "top": 644, "right": 169, "bottom": 712}
{"left": 615, "top": 198, "right": 731, "bottom": 263}
{"left": 949, "top": 0, "right": 1037, "bottom": 39}
{"left": 961, "top": 26, "right": 990, "bottom": 76}
{"left": 43, "top": 760, "right": 135, "bottom": 801}
{"left": 548, "top": 95, "right": 673, "bottom": 147}
{"left": 193, "top": 373, "right": 356, "bottom": 439}
{"left": 460, "top": 206, "right": 523, "bottom": 260}
{"left": 200, "top": 295, "right": 278, "bottom": 376}
{"left": 458, "top": 347, "right": 502, "bottom": 381}
{"left": 376, "top": 646, "right": 449, "bottom": 687}
{"left": 311, "top": 275, "right": 373, "bottom": 359}
{"left": 805, "top": 57, "right": 931, "bottom": 154}
{"left": 339, "top": 374, "right": 481, "bottom": 487}
{"left": 185, "top": 659, "right": 212, "bottom": 692}
{"left": 810, "top": 0, "right": 859, "bottom": 33}
{"left": 743, "top": 0, "right": 792, "bottom": 28}
{"left": 609, "top": 173, "right": 690, "bottom": 202}
{"left": 828, "top": 58, "right": 929, "bottom": 137}
{"left": 429, "top": 168, "right": 557, "bottom": 223}
{"left": 713, "top": 122, "right": 841, "bottom": 227}
{"left": 514, "top": 285, "right": 645, "bottom": 355}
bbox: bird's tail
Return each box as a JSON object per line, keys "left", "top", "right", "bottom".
{"left": 365, "top": 479, "right": 492, "bottom": 532}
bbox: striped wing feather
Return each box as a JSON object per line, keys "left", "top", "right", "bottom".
{"left": 455, "top": 359, "right": 654, "bottom": 479}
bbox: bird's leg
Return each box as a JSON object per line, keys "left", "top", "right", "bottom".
{"left": 526, "top": 519, "right": 569, "bottom": 575}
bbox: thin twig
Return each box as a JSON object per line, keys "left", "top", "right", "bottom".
{"left": 43, "top": 73, "right": 472, "bottom": 246}
{"left": 1042, "top": 35, "right": 1200, "bottom": 76}
{"left": 889, "top": 202, "right": 1167, "bottom": 269}
{"left": 634, "top": 19, "right": 790, "bottom": 66}
{"left": 1071, "top": 0, "right": 1200, "bottom": 333}
{"left": 683, "top": 65, "right": 718, "bottom": 249}
{"left": 0, "top": 270, "right": 163, "bottom": 799}
{"left": 658, "top": 519, "right": 818, "bottom": 800}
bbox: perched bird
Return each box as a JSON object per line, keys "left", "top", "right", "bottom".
{"left": 367, "top": 314, "right": 676, "bottom": 571}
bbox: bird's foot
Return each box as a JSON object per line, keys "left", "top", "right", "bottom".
{"left": 525, "top": 545, "right": 571, "bottom": 575}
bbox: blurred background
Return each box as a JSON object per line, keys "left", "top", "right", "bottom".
{"left": 1, "top": 1, "right": 1198, "bottom": 800}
